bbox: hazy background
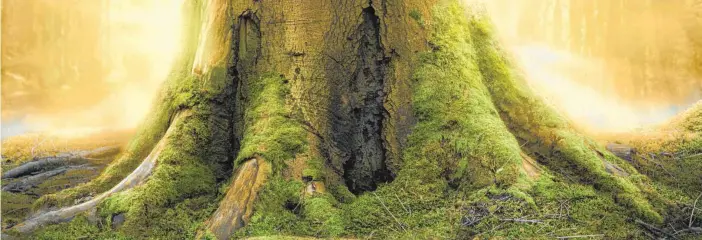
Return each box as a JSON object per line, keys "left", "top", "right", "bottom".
{"left": 1, "top": 0, "right": 184, "bottom": 138}
{"left": 478, "top": 0, "right": 702, "bottom": 132}
{"left": 2, "top": 0, "right": 702, "bottom": 138}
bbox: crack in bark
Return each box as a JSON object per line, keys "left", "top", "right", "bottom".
{"left": 337, "top": 3, "right": 393, "bottom": 194}
{"left": 204, "top": 9, "right": 264, "bottom": 239}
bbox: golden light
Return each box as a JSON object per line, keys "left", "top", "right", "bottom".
{"left": 473, "top": 0, "right": 702, "bottom": 133}
{"left": 2, "top": 0, "right": 185, "bottom": 138}
{"left": 510, "top": 44, "right": 688, "bottom": 133}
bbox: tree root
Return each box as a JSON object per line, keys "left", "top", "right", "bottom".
{"left": 10, "top": 131, "right": 170, "bottom": 233}
{"left": 206, "top": 157, "right": 270, "bottom": 240}
{"left": 1, "top": 164, "right": 96, "bottom": 192}
{"left": 2, "top": 146, "right": 119, "bottom": 179}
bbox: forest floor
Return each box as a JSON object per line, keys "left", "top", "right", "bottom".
{"left": 1, "top": 130, "right": 132, "bottom": 230}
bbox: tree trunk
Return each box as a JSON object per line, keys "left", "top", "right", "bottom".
{"left": 9, "top": 0, "right": 701, "bottom": 239}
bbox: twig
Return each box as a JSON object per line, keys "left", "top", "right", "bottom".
{"left": 669, "top": 223, "right": 678, "bottom": 234}
{"left": 499, "top": 218, "right": 542, "bottom": 224}
{"left": 555, "top": 234, "right": 604, "bottom": 239}
{"left": 674, "top": 227, "right": 702, "bottom": 235}
{"left": 546, "top": 227, "right": 578, "bottom": 236}
{"left": 373, "top": 192, "right": 406, "bottom": 231}
{"left": 393, "top": 192, "right": 411, "bottom": 215}
{"left": 690, "top": 192, "right": 702, "bottom": 228}
{"left": 681, "top": 152, "right": 702, "bottom": 160}
{"left": 641, "top": 156, "right": 675, "bottom": 177}
{"left": 635, "top": 219, "right": 677, "bottom": 239}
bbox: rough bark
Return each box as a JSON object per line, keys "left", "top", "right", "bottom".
{"left": 10, "top": 0, "right": 698, "bottom": 239}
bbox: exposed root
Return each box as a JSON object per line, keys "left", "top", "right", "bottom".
{"left": 2, "top": 146, "right": 119, "bottom": 179}
{"left": 207, "top": 157, "right": 270, "bottom": 240}
{"left": 2, "top": 164, "right": 96, "bottom": 192}
{"left": 10, "top": 129, "right": 171, "bottom": 233}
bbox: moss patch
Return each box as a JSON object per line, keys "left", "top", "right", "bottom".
{"left": 465, "top": 3, "right": 662, "bottom": 223}
{"left": 409, "top": 0, "right": 527, "bottom": 189}
{"left": 236, "top": 74, "right": 308, "bottom": 171}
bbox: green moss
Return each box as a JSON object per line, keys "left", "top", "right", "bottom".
{"left": 235, "top": 176, "right": 307, "bottom": 237}
{"left": 21, "top": 0, "right": 699, "bottom": 238}
{"left": 408, "top": 0, "right": 526, "bottom": 189}
{"left": 2, "top": 192, "right": 35, "bottom": 229}
{"left": 328, "top": 184, "right": 356, "bottom": 204}
{"left": 236, "top": 1, "right": 669, "bottom": 239}
{"left": 303, "top": 196, "right": 344, "bottom": 237}
{"left": 33, "top": 99, "right": 175, "bottom": 210}
{"left": 465, "top": 4, "right": 662, "bottom": 223}
{"left": 448, "top": 176, "right": 650, "bottom": 239}
{"left": 301, "top": 157, "right": 324, "bottom": 181}
{"left": 409, "top": 9, "right": 425, "bottom": 27}
{"left": 625, "top": 105, "right": 702, "bottom": 196}
{"left": 27, "top": 1, "right": 231, "bottom": 238}
{"left": 31, "top": 215, "right": 131, "bottom": 240}
{"left": 341, "top": 159, "right": 454, "bottom": 239}
{"left": 94, "top": 109, "right": 221, "bottom": 238}
{"left": 236, "top": 73, "right": 308, "bottom": 172}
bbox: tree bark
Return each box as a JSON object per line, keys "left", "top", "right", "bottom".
{"left": 10, "top": 0, "right": 695, "bottom": 239}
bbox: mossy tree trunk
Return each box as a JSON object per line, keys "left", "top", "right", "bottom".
{"left": 11, "top": 0, "right": 699, "bottom": 239}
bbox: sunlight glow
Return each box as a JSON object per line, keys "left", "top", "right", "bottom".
{"left": 1, "top": 0, "right": 185, "bottom": 138}
{"left": 474, "top": 0, "right": 702, "bottom": 133}
{"left": 512, "top": 44, "right": 689, "bottom": 132}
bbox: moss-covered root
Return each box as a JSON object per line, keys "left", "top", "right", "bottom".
{"left": 410, "top": 1, "right": 535, "bottom": 192}
{"left": 410, "top": 0, "right": 661, "bottom": 223}
{"left": 207, "top": 158, "right": 271, "bottom": 240}
{"left": 460, "top": 5, "right": 662, "bottom": 222}
{"left": 32, "top": 100, "right": 175, "bottom": 211}
{"left": 10, "top": 113, "right": 182, "bottom": 233}
{"left": 31, "top": 0, "right": 207, "bottom": 211}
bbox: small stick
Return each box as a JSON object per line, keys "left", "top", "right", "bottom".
{"left": 393, "top": 192, "right": 410, "bottom": 215}
{"left": 690, "top": 192, "right": 702, "bottom": 228}
{"left": 499, "top": 218, "right": 542, "bottom": 224}
{"left": 682, "top": 153, "right": 702, "bottom": 159}
{"left": 556, "top": 234, "right": 604, "bottom": 239}
{"left": 674, "top": 227, "right": 702, "bottom": 235}
{"left": 669, "top": 223, "right": 678, "bottom": 234}
{"left": 635, "top": 219, "right": 677, "bottom": 239}
{"left": 373, "top": 192, "right": 406, "bottom": 231}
